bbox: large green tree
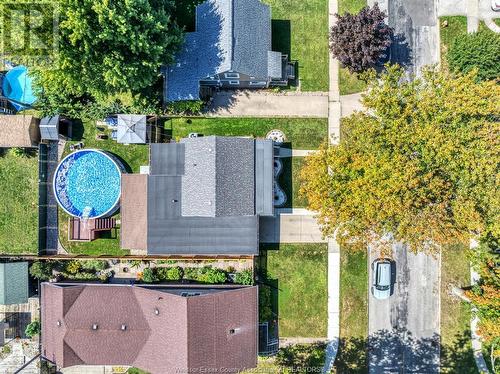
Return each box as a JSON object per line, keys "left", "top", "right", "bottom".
{"left": 12, "top": 0, "right": 183, "bottom": 112}
{"left": 301, "top": 66, "right": 499, "bottom": 253}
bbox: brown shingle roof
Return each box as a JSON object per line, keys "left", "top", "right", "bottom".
{"left": 120, "top": 174, "right": 148, "bottom": 251}
{"left": 42, "top": 283, "right": 258, "bottom": 373}
{"left": 0, "top": 115, "right": 40, "bottom": 148}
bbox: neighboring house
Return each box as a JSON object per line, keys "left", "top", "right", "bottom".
{"left": 164, "top": 0, "right": 295, "bottom": 101}
{"left": 41, "top": 283, "right": 258, "bottom": 374}
{"left": 120, "top": 136, "right": 274, "bottom": 256}
{"left": 0, "top": 115, "right": 40, "bottom": 148}
{"left": 0, "top": 262, "right": 29, "bottom": 305}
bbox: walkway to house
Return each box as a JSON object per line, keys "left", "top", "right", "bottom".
{"left": 205, "top": 90, "right": 329, "bottom": 118}
{"left": 0, "top": 340, "right": 38, "bottom": 374}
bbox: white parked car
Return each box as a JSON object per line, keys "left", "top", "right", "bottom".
{"left": 492, "top": 0, "right": 500, "bottom": 11}
{"left": 371, "top": 258, "right": 393, "bottom": 300}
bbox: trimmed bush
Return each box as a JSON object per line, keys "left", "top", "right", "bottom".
{"left": 142, "top": 268, "right": 159, "bottom": 283}
{"left": 65, "top": 260, "right": 82, "bottom": 275}
{"left": 25, "top": 320, "right": 41, "bottom": 338}
{"left": 234, "top": 269, "right": 254, "bottom": 285}
{"left": 157, "top": 266, "right": 183, "bottom": 281}
{"left": 29, "top": 262, "right": 54, "bottom": 280}
{"left": 197, "top": 267, "right": 227, "bottom": 284}
{"left": 81, "top": 260, "right": 108, "bottom": 271}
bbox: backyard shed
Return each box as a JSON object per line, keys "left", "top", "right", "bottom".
{"left": 0, "top": 262, "right": 29, "bottom": 305}
{"left": 39, "top": 115, "right": 60, "bottom": 141}
{"left": 116, "top": 114, "right": 147, "bottom": 144}
{"left": 0, "top": 115, "right": 40, "bottom": 148}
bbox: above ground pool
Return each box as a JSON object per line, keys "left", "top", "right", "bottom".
{"left": 53, "top": 150, "right": 124, "bottom": 219}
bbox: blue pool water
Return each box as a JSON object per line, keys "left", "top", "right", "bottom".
{"left": 54, "top": 150, "right": 122, "bottom": 218}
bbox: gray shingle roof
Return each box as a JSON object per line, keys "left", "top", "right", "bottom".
{"left": 143, "top": 136, "right": 273, "bottom": 255}
{"left": 166, "top": 0, "right": 275, "bottom": 101}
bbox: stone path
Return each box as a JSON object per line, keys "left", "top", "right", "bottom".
{"left": 205, "top": 90, "right": 329, "bottom": 118}
{"left": 0, "top": 341, "right": 38, "bottom": 374}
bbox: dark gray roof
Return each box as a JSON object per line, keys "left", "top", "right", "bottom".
{"left": 166, "top": 0, "right": 276, "bottom": 101}
{"left": 40, "top": 115, "right": 59, "bottom": 141}
{"left": 0, "top": 262, "right": 29, "bottom": 305}
{"left": 143, "top": 136, "right": 273, "bottom": 255}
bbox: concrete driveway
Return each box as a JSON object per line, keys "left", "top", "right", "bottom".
{"left": 371, "top": 0, "right": 440, "bottom": 77}
{"left": 368, "top": 243, "right": 440, "bottom": 373}
{"left": 259, "top": 209, "right": 326, "bottom": 243}
{"left": 205, "top": 90, "right": 329, "bottom": 118}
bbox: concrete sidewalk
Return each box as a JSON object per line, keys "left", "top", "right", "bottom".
{"left": 205, "top": 90, "right": 329, "bottom": 118}
{"left": 259, "top": 214, "right": 326, "bottom": 243}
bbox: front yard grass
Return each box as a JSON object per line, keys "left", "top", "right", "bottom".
{"left": 259, "top": 243, "right": 328, "bottom": 337}
{"left": 169, "top": 117, "right": 328, "bottom": 149}
{"left": 440, "top": 16, "right": 467, "bottom": 61}
{"left": 337, "top": 0, "right": 368, "bottom": 95}
{"left": 279, "top": 157, "right": 308, "bottom": 209}
{"left": 335, "top": 249, "right": 368, "bottom": 372}
{"left": 440, "top": 243, "right": 477, "bottom": 373}
{"left": 0, "top": 149, "right": 38, "bottom": 254}
{"left": 263, "top": 0, "right": 329, "bottom": 91}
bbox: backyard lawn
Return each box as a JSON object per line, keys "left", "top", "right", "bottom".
{"left": 440, "top": 243, "right": 477, "bottom": 373}
{"left": 259, "top": 243, "right": 327, "bottom": 337}
{"left": 279, "top": 157, "right": 308, "bottom": 209}
{"left": 58, "top": 120, "right": 148, "bottom": 255}
{"left": 169, "top": 117, "right": 328, "bottom": 149}
{"left": 0, "top": 149, "right": 38, "bottom": 254}
{"left": 335, "top": 249, "right": 368, "bottom": 372}
{"left": 263, "top": 0, "right": 329, "bottom": 91}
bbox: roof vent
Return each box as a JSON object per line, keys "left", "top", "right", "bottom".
{"left": 121, "top": 324, "right": 127, "bottom": 331}
{"left": 229, "top": 328, "right": 240, "bottom": 335}
{"left": 92, "top": 324, "right": 98, "bottom": 330}
{"left": 56, "top": 320, "right": 61, "bottom": 327}
{"left": 154, "top": 308, "right": 160, "bottom": 315}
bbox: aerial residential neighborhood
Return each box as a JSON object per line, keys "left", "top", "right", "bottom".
{"left": 0, "top": 0, "right": 498, "bottom": 373}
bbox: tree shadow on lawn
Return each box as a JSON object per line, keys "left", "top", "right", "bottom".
{"left": 334, "top": 329, "right": 477, "bottom": 374}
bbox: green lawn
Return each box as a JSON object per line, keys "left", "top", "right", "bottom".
{"left": 259, "top": 244, "right": 328, "bottom": 337}
{"left": 440, "top": 16, "right": 467, "bottom": 59}
{"left": 337, "top": 0, "right": 368, "bottom": 95}
{"left": 335, "top": 250, "right": 368, "bottom": 373}
{"left": 279, "top": 157, "right": 308, "bottom": 208}
{"left": 59, "top": 120, "right": 148, "bottom": 256}
{"left": 263, "top": 0, "right": 329, "bottom": 91}
{"left": 440, "top": 244, "right": 477, "bottom": 373}
{"left": 0, "top": 149, "right": 38, "bottom": 254}
{"left": 169, "top": 117, "right": 328, "bottom": 149}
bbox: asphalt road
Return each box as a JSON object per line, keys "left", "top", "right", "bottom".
{"left": 368, "top": 243, "right": 441, "bottom": 373}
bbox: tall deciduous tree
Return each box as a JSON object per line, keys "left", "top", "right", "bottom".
{"left": 27, "top": 0, "right": 183, "bottom": 107}
{"left": 447, "top": 29, "right": 500, "bottom": 82}
{"left": 300, "top": 65, "right": 500, "bottom": 253}
{"left": 329, "top": 5, "right": 393, "bottom": 73}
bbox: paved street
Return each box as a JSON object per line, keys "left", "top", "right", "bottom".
{"left": 368, "top": 243, "right": 440, "bottom": 373}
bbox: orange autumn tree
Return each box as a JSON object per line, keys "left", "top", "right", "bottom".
{"left": 300, "top": 65, "right": 500, "bottom": 253}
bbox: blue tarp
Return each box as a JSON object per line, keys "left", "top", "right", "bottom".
{"left": 2, "top": 65, "right": 37, "bottom": 111}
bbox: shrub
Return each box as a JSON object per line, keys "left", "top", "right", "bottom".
{"left": 234, "top": 269, "right": 254, "bottom": 285}
{"left": 142, "top": 268, "right": 159, "bottom": 283}
{"left": 197, "top": 267, "right": 227, "bottom": 284}
{"left": 2, "top": 345, "right": 11, "bottom": 354}
{"left": 25, "top": 320, "right": 41, "bottom": 338}
{"left": 65, "top": 260, "right": 82, "bottom": 275}
{"left": 10, "top": 148, "right": 25, "bottom": 158}
{"left": 157, "top": 266, "right": 183, "bottom": 281}
{"left": 29, "top": 262, "right": 54, "bottom": 280}
{"left": 259, "top": 285, "right": 274, "bottom": 322}
{"left": 447, "top": 29, "right": 500, "bottom": 81}
{"left": 183, "top": 267, "right": 199, "bottom": 280}
{"left": 276, "top": 343, "right": 326, "bottom": 370}
{"left": 81, "top": 260, "right": 108, "bottom": 272}
{"left": 329, "top": 4, "right": 393, "bottom": 73}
